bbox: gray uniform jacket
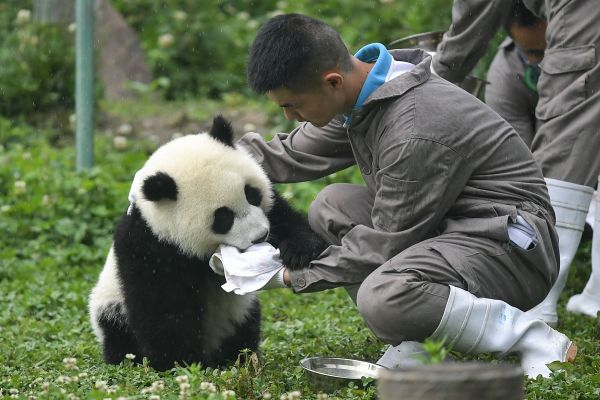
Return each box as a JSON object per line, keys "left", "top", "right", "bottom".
{"left": 485, "top": 38, "right": 539, "bottom": 147}
{"left": 239, "top": 49, "right": 554, "bottom": 293}
{"left": 433, "top": 0, "right": 536, "bottom": 83}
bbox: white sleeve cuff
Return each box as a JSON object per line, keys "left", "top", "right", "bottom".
{"left": 261, "top": 268, "right": 287, "bottom": 290}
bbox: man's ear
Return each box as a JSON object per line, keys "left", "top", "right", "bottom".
{"left": 322, "top": 72, "right": 343, "bottom": 90}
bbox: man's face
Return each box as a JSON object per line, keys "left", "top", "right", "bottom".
{"left": 267, "top": 85, "right": 342, "bottom": 128}
{"left": 510, "top": 21, "right": 547, "bottom": 64}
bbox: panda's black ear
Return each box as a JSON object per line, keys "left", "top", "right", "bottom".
{"left": 209, "top": 115, "right": 235, "bottom": 148}
{"left": 142, "top": 172, "right": 178, "bottom": 202}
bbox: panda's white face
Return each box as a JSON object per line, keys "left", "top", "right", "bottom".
{"left": 133, "top": 132, "right": 273, "bottom": 259}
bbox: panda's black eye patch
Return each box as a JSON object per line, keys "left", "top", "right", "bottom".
{"left": 212, "top": 207, "right": 234, "bottom": 234}
{"left": 244, "top": 185, "right": 262, "bottom": 206}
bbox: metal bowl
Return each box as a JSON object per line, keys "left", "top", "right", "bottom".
{"left": 388, "top": 31, "right": 444, "bottom": 52}
{"left": 300, "top": 357, "right": 385, "bottom": 392}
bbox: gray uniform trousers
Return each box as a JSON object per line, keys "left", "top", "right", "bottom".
{"left": 310, "top": 183, "right": 558, "bottom": 345}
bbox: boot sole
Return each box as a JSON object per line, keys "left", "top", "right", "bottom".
{"left": 566, "top": 343, "right": 577, "bottom": 363}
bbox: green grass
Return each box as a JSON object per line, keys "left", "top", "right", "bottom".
{"left": 1, "top": 117, "right": 599, "bottom": 399}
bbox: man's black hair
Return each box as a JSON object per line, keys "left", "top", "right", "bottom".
{"left": 503, "top": 0, "right": 544, "bottom": 35}
{"left": 246, "top": 14, "right": 352, "bottom": 94}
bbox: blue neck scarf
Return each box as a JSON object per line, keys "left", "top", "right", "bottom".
{"left": 344, "top": 43, "right": 392, "bottom": 127}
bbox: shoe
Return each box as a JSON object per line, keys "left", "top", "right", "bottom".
{"left": 376, "top": 341, "right": 428, "bottom": 368}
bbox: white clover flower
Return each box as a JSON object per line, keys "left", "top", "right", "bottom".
{"left": 158, "top": 33, "right": 175, "bottom": 48}
{"left": 173, "top": 11, "right": 187, "bottom": 21}
{"left": 149, "top": 395, "right": 160, "bottom": 400}
{"left": 279, "top": 394, "right": 288, "bottom": 400}
{"left": 9, "top": 388, "right": 19, "bottom": 395}
{"left": 63, "top": 357, "right": 78, "bottom": 369}
{"left": 113, "top": 136, "right": 128, "bottom": 150}
{"left": 117, "top": 123, "right": 133, "bottom": 135}
{"left": 223, "top": 389, "right": 236, "bottom": 399}
{"left": 242, "top": 123, "right": 256, "bottom": 132}
{"left": 95, "top": 380, "right": 108, "bottom": 391}
{"left": 289, "top": 391, "right": 301, "bottom": 400}
{"left": 151, "top": 380, "right": 165, "bottom": 391}
{"left": 262, "top": 393, "right": 272, "bottom": 400}
{"left": 68, "top": 23, "right": 76, "bottom": 33}
{"left": 56, "top": 375, "right": 71, "bottom": 384}
{"left": 41, "top": 382, "right": 50, "bottom": 391}
{"left": 125, "top": 353, "right": 136, "bottom": 360}
{"left": 77, "top": 372, "right": 88, "bottom": 379}
{"left": 16, "top": 9, "right": 31, "bottom": 25}
{"left": 67, "top": 394, "right": 80, "bottom": 400}
{"left": 175, "top": 376, "right": 189, "bottom": 384}
{"left": 199, "top": 382, "right": 216, "bottom": 393}
{"left": 60, "top": 388, "right": 67, "bottom": 395}
{"left": 316, "top": 394, "right": 328, "bottom": 400}
{"left": 14, "top": 180, "right": 26, "bottom": 194}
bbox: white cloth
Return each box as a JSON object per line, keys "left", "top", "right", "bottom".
{"left": 209, "top": 242, "right": 286, "bottom": 295}
{"left": 507, "top": 214, "right": 538, "bottom": 250}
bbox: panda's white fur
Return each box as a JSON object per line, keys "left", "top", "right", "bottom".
{"left": 89, "top": 117, "right": 326, "bottom": 371}
{"left": 133, "top": 134, "right": 273, "bottom": 258}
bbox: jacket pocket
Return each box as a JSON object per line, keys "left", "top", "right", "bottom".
{"left": 373, "top": 175, "right": 420, "bottom": 232}
{"left": 536, "top": 45, "right": 595, "bottom": 120}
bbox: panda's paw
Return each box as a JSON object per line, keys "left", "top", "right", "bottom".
{"left": 278, "top": 233, "right": 327, "bottom": 270}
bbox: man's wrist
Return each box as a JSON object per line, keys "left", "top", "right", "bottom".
{"left": 283, "top": 268, "right": 291, "bottom": 287}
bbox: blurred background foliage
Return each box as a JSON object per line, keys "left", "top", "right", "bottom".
{"left": 0, "top": 0, "right": 76, "bottom": 118}
{"left": 0, "top": 0, "right": 502, "bottom": 118}
{"left": 110, "top": 0, "right": 454, "bottom": 100}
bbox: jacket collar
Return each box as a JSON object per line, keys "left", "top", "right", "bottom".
{"left": 361, "top": 48, "right": 432, "bottom": 106}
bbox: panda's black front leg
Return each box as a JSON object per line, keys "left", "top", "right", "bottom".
{"left": 126, "top": 302, "right": 211, "bottom": 371}
{"left": 267, "top": 191, "right": 327, "bottom": 270}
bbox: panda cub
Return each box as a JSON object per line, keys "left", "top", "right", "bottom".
{"left": 89, "top": 116, "right": 326, "bottom": 371}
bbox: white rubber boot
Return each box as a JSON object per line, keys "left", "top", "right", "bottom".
{"left": 525, "top": 178, "right": 594, "bottom": 327}
{"left": 585, "top": 190, "right": 597, "bottom": 229}
{"left": 567, "top": 179, "right": 600, "bottom": 318}
{"left": 430, "top": 286, "right": 577, "bottom": 378}
{"left": 376, "top": 342, "right": 427, "bottom": 368}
